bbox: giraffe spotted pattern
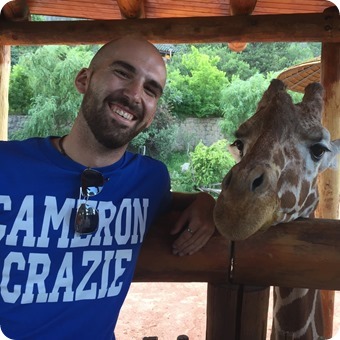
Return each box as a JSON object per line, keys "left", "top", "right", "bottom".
{"left": 214, "top": 79, "right": 340, "bottom": 340}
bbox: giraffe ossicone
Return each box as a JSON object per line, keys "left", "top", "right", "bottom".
{"left": 214, "top": 79, "right": 340, "bottom": 241}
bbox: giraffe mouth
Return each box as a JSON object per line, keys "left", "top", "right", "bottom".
{"left": 213, "top": 188, "right": 281, "bottom": 241}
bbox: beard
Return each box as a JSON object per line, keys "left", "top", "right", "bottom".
{"left": 81, "top": 88, "right": 147, "bottom": 150}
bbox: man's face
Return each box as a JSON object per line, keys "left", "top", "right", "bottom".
{"left": 78, "top": 39, "right": 166, "bottom": 150}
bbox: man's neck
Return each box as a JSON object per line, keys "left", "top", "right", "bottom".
{"left": 53, "top": 133, "right": 127, "bottom": 168}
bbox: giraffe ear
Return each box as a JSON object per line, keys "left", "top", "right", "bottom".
{"left": 256, "top": 79, "right": 286, "bottom": 111}
{"left": 301, "top": 82, "right": 324, "bottom": 120}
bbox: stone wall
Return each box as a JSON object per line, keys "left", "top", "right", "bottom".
{"left": 8, "top": 115, "right": 225, "bottom": 149}
{"left": 8, "top": 115, "right": 29, "bottom": 136}
{"left": 175, "top": 117, "right": 225, "bottom": 151}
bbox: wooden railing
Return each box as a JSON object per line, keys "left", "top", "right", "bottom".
{"left": 133, "top": 211, "right": 340, "bottom": 339}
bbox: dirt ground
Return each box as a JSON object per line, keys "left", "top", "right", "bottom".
{"left": 115, "top": 283, "right": 340, "bottom": 340}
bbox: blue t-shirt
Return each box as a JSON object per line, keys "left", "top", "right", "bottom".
{"left": 0, "top": 137, "right": 172, "bottom": 340}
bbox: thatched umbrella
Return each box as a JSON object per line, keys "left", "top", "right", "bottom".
{"left": 277, "top": 56, "right": 321, "bottom": 93}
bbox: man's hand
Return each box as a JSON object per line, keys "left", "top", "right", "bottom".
{"left": 170, "top": 192, "right": 216, "bottom": 256}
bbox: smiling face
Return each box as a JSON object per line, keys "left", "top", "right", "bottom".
{"left": 75, "top": 37, "right": 166, "bottom": 150}
{"left": 214, "top": 80, "right": 340, "bottom": 240}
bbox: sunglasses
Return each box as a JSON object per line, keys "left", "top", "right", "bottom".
{"left": 74, "top": 168, "right": 107, "bottom": 235}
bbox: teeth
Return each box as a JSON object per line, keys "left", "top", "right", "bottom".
{"left": 113, "top": 107, "right": 133, "bottom": 121}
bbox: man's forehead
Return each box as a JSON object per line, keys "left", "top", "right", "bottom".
{"left": 103, "top": 44, "right": 166, "bottom": 84}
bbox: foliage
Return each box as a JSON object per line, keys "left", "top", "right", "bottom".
{"left": 170, "top": 169, "right": 196, "bottom": 193}
{"left": 219, "top": 73, "right": 273, "bottom": 139}
{"left": 9, "top": 64, "right": 33, "bottom": 114}
{"left": 129, "top": 101, "right": 179, "bottom": 162}
{"left": 189, "top": 140, "right": 235, "bottom": 188}
{"left": 165, "top": 46, "right": 227, "bottom": 118}
{"left": 193, "top": 43, "right": 254, "bottom": 80}
{"left": 237, "top": 42, "right": 320, "bottom": 74}
{"left": 12, "top": 45, "right": 95, "bottom": 139}
{"left": 164, "top": 152, "right": 194, "bottom": 192}
{"left": 190, "top": 42, "right": 320, "bottom": 79}
{"left": 162, "top": 42, "right": 320, "bottom": 124}
{"left": 165, "top": 140, "right": 236, "bottom": 193}
{"left": 288, "top": 90, "right": 303, "bottom": 104}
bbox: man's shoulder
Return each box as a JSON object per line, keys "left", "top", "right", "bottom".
{"left": 0, "top": 137, "right": 40, "bottom": 153}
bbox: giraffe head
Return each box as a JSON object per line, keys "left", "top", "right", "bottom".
{"left": 214, "top": 79, "right": 340, "bottom": 240}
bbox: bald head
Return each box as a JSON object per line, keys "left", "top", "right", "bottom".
{"left": 89, "top": 37, "right": 167, "bottom": 89}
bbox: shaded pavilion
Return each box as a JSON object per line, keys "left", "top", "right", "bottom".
{"left": 0, "top": 1, "right": 340, "bottom": 339}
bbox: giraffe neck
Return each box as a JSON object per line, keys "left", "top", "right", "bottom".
{"left": 271, "top": 287, "right": 325, "bottom": 340}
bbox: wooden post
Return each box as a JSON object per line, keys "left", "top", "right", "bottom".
{"left": 0, "top": 45, "right": 10, "bottom": 141}
{"left": 314, "top": 7, "right": 340, "bottom": 338}
{"left": 206, "top": 283, "right": 270, "bottom": 340}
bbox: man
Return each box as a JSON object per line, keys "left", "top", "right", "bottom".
{"left": 0, "top": 37, "right": 215, "bottom": 339}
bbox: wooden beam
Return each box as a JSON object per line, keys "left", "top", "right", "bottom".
{"left": 134, "top": 213, "right": 340, "bottom": 290}
{"left": 0, "top": 12, "right": 339, "bottom": 45}
{"left": 231, "top": 218, "right": 340, "bottom": 290}
{"left": 134, "top": 212, "right": 231, "bottom": 283}
{"left": 116, "top": 0, "right": 145, "bottom": 19}
{"left": 1, "top": 0, "right": 30, "bottom": 21}
{"left": 206, "top": 284, "right": 270, "bottom": 340}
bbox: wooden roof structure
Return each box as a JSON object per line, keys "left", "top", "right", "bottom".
{"left": 13, "top": 0, "right": 332, "bottom": 21}
{"left": 278, "top": 56, "right": 321, "bottom": 92}
{"left": 0, "top": 0, "right": 339, "bottom": 46}
{"left": 0, "top": 2, "right": 340, "bottom": 338}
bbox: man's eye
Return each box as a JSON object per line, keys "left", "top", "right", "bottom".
{"left": 144, "top": 87, "right": 157, "bottom": 98}
{"left": 310, "top": 143, "right": 330, "bottom": 161}
{"left": 231, "top": 139, "right": 244, "bottom": 157}
{"left": 114, "top": 69, "right": 129, "bottom": 78}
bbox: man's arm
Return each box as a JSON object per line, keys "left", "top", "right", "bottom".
{"left": 170, "top": 191, "right": 216, "bottom": 256}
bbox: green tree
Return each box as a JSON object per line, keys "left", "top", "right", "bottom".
{"left": 13, "top": 45, "right": 96, "bottom": 139}
{"left": 165, "top": 46, "right": 227, "bottom": 118}
{"left": 219, "top": 73, "right": 272, "bottom": 139}
{"left": 238, "top": 42, "right": 320, "bottom": 74}
{"left": 171, "top": 42, "right": 320, "bottom": 80}
{"left": 9, "top": 64, "right": 33, "bottom": 114}
{"left": 194, "top": 43, "right": 254, "bottom": 80}
{"left": 190, "top": 139, "right": 235, "bottom": 188}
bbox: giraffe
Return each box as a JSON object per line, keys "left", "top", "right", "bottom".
{"left": 213, "top": 79, "right": 340, "bottom": 340}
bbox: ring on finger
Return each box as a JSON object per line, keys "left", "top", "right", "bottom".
{"left": 187, "top": 227, "right": 194, "bottom": 234}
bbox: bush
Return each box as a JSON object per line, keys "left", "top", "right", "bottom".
{"left": 190, "top": 139, "right": 235, "bottom": 188}
{"left": 9, "top": 64, "right": 33, "bottom": 114}
{"left": 165, "top": 152, "right": 194, "bottom": 192}
{"left": 165, "top": 46, "right": 227, "bottom": 118}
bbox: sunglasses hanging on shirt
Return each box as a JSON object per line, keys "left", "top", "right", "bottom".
{"left": 75, "top": 168, "right": 108, "bottom": 235}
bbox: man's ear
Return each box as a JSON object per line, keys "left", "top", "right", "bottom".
{"left": 75, "top": 68, "right": 90, "bottom": 94}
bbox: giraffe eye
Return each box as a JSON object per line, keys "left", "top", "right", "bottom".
{"left": 231, "top": 139, "right": 244, "bottom": 157}
{"left": 310, "top": 143, "right": 330, "bottom": 161}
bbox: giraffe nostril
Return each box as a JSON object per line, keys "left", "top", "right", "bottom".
{"left": 251, "top": 173, "right": 264, "bottom": 192}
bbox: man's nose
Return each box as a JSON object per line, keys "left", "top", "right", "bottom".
{"left": 123, "top": 80, "right": 143, "bottom": 103}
